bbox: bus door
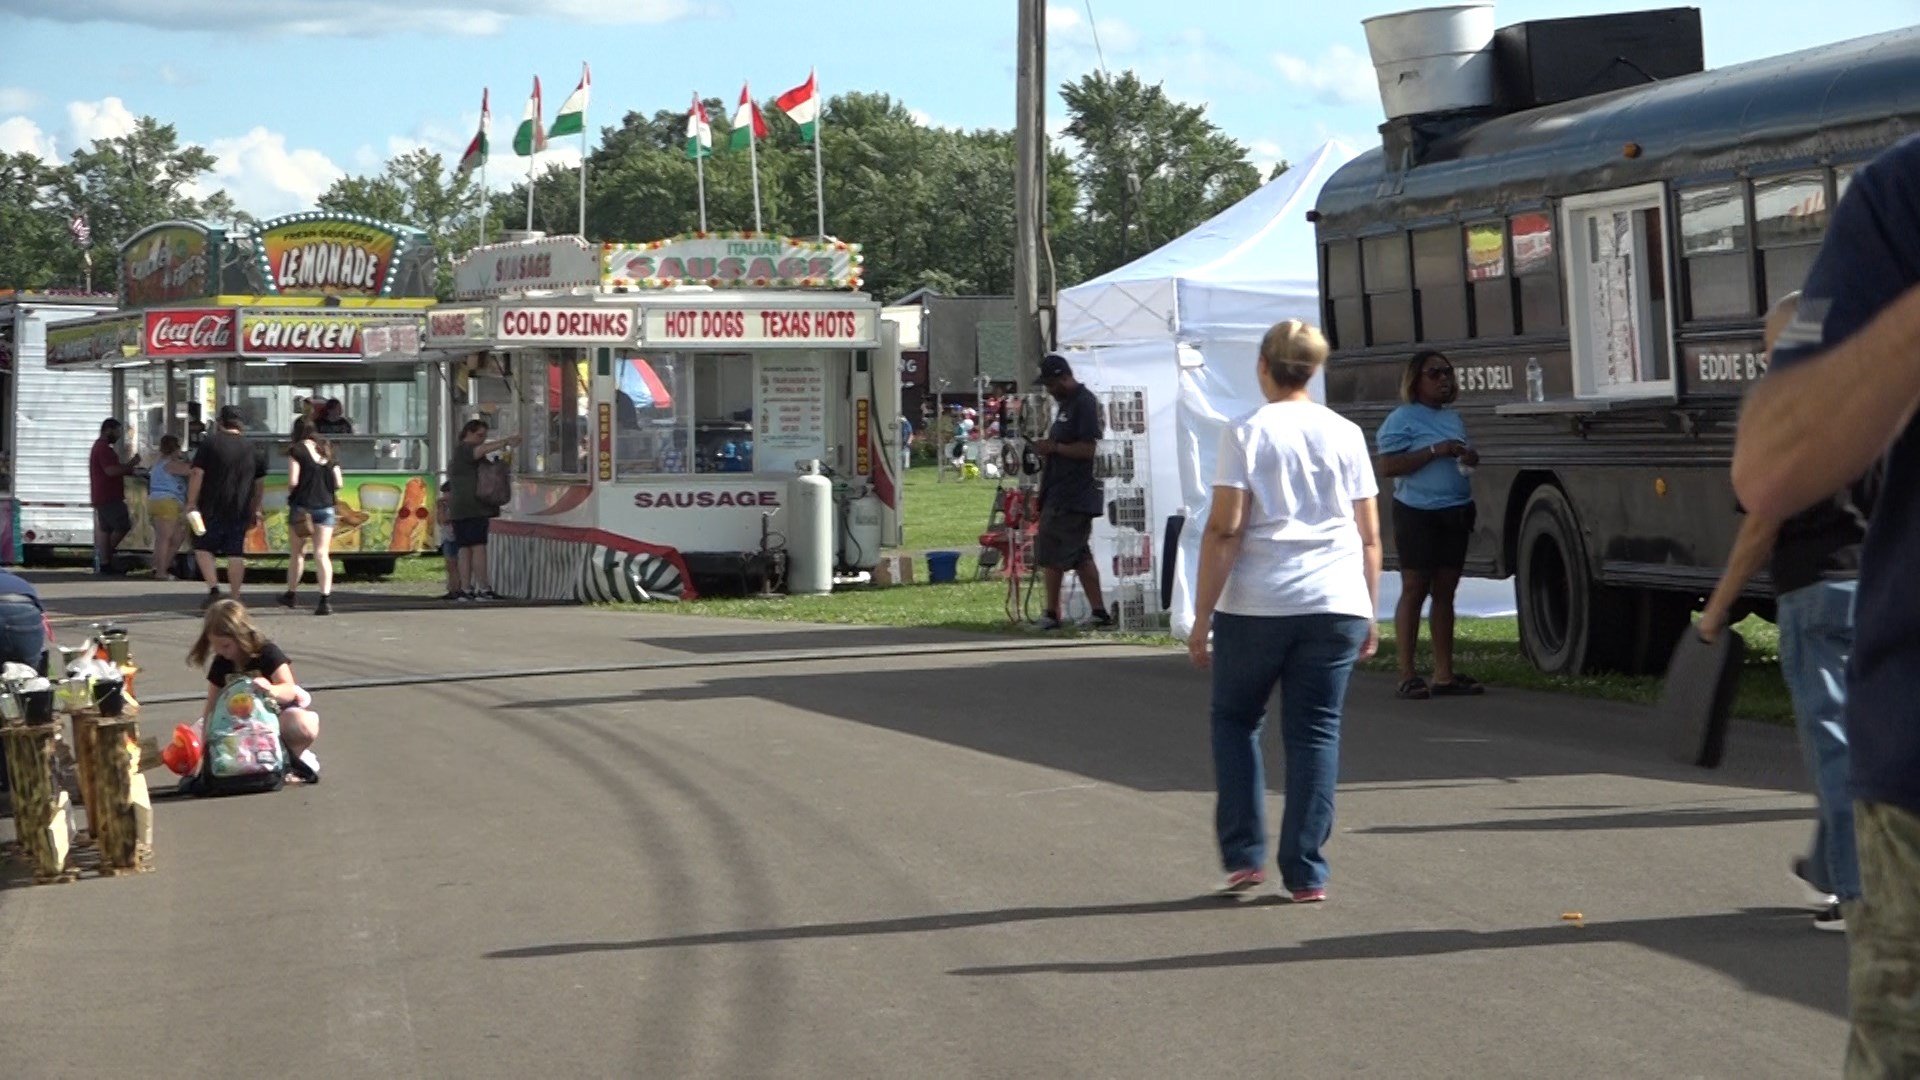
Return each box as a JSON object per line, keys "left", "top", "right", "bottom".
{"left": 1561, "top": 185, "right": 1675, "bottom": 398}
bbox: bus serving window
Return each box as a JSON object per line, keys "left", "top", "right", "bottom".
{"left": 1754, "top": 172, "right": 1829, "bottom": 307}
{"left": 519, "top": 349, "right": 590, "bottom": 477}
{"left": 1511, "top": 213, "right": 1562, "bottom": 333}
{"left": 1413, "top": 227, "right": 1467, "bottom": 342}
{"left": 1679, "top": 184, "right": 1753, "bottom": 321}
{"left": 1466, "top": 222, "right": 1514, "bottom": 338}
{"left": 1323, "top": 242, "right": 1362, "bottom": 350}
{"left": 1362, "top": 234, "right": 1414, "bottom": 346}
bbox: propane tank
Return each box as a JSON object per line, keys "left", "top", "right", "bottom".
{"left": 786, "top": 461, "right": 834, "bottom": 595}
{"left": 842, "top": 486, "right": 885, "bottom": 571}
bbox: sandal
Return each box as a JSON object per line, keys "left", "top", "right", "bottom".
{"left": 1431, "top": 675, "right": 1486, "bottom": 696}
{"left": 1396, "top": 676, "right": 1431, "bottom": 700}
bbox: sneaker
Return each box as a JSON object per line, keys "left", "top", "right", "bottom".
{"left": 1030, "top": 614, "right": 1065, "bottom": 631}
{"left": 1792, "top": 857, "right": 1839, "bottom": 908}
{"left": 277, "top": 589, "right": 297, "bottom": 609}
{"left": 1814, "top": 902, "right": 1846, "bottom": 932}
{"left": 454, "top": 591, "right": 474, "bottom": 603}
{"left": 438, "top": 590, "right": 463, "bottom": 602}
{"left": 288, "top": 750, "right": 321, "bottom": 785}
{"left": 1214, "top": 869, "right": 1266, "bottom": 897}
{"left": 474, "top": 588, "right": 499, "bottom": 602}
{"left": 314, "top": 596, "right": 333, "bottom": 617}
{"left": 1083, "top": 609, "right": 1115, "bottom": 629}
{"left": 1289, "top": 887, "right": 1328, "bottom": 904}
{"left": 202, "top": 587, "right": 222, "bottom": 611}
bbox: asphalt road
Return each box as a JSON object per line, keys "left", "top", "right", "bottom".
{"left": 0, "top": 574, "right": 1846, "bottom": 1079}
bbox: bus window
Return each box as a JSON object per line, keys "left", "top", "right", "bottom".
{"left": 1563, "top": 187, "right": 1671, "bottom": 397}
{"left": 1465, "top": 222, "right": 1514, "bottom": 338}
{"left": 1679, "top": 184, "right": 1753, "bottom": 321}
{"left": 1323, "top": 242, "right": 1362, "bottom": 350}
{"left": 1413, "top": 227, "right": 1467, "bottom": 342}
{"left": 1754, "top": 171, "right": 1829, "bottom": 307}
{"left": 1362, "top": 234, "right": 1414, "bottom": 346}
{"left": 1511, "top": 212, "right": 1563, "bottom": 333}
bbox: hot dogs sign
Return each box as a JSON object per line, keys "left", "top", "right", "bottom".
{"left": 252, "top": 212, "right": 433, "bottom": 299}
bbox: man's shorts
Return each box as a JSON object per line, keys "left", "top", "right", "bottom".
{"left": 1392, "top": 500, "right": 1475, "bottom": 573}
{"left": 193, "top": 516, "right": 249, "bottom": 558}
{"left": 95, "top": 501, "right": 131, "bottom": 535}
{"left": 452, "top": 517, "right": 491, "bottom": 548}
{"left": 1034, "top": 505, "right": 1095, "bottom": 571}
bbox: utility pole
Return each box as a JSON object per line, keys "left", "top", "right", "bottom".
{"left": 1013, "top": 0, "right": 1046, "bottom": 394}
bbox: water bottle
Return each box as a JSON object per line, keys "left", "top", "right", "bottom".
{"left": 1526, "top": 357, "right": 1545, "bottom": 403}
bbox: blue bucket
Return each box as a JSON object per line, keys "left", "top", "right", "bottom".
{"left": 925, "top": 550, "right": 962, "bottom": 584}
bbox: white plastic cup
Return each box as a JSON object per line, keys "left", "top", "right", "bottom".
{"left": 186, "top": 509, "right": 206, "bottom": 536}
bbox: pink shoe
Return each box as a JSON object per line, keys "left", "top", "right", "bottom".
{"left": 1215, "top": 869, "right": 1266, "bottom": 896}
{"left": 1289, "top": 887, "right": 1327, "bottom": 904}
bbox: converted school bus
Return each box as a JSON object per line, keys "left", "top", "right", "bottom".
{"left": 1315, "top": 8, "right": 1920, "bottom": 674}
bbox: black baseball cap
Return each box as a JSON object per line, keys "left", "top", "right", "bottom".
{"left": 1038, "top": 353, "right": 1072, "bottom": 381}
{"left": 216, "top": 404, "right": 246, "bottom": 428}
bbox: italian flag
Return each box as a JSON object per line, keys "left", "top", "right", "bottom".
{"left": 455, "top": 88, "right": 489, "bottom": 180}
{"left": 686, "top": 94, "right": 712, "bottom": 159}
{"left": 548, "top": 63, "right": 589, "bottom": 138}
{"left": 776, "top": 71, "right": 820, "bottom": 141}
{"left": 513, "top": 76, "right": 546, "bottom": 157}
{"left": 728, "top": 83, "right": 767, "bottom": 152}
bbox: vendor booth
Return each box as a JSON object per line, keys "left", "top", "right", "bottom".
{"left": 1057, "top": 140, "right": 1522, "bottom": 634}
{"left": 0, "top": 291, "right": 117, "bottom": 562}
{"left": 49, "top": 214, "right": 442, "bottom": 574}
{"left": 429, "top": 232, "right": 902, "bottom": 601}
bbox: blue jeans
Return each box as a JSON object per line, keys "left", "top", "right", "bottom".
{"left": 1210, "top": 611, "right": 1369, "bottom": 891}
{"left": 0, "top": 600, "right": 45, "bottom": 670}
{"left": 1776, "top": 579, "right": 1860, "bottom": 901}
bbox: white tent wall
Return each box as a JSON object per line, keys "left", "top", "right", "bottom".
{"left": 1056, "top": 137, "right": 1516, "bottom": 635}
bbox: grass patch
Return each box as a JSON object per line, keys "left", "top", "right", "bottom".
{"left": 899, "top": 466, "right": 1005, "bottom": 555}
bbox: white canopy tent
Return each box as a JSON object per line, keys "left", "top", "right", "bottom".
{"left": 1056, "top": 139, "right": 1516, "bottom": 635}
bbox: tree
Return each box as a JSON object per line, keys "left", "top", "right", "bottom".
{"left": 1058, "top": 71, "right": 1261, "bottom": 280}
{"left": 319, "top": 148, "right": 483, "bottom": 297}
{"left": 0, "top": 153, "right": 69, "bottom": 289}
{"left": 55, "top": 116, "right": 232, "bottom": 284}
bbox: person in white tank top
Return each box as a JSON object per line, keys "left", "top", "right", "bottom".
{"left": 1187, "top": 319, "right": 1382, "bottom": 903}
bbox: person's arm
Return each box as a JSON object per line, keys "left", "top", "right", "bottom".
{"left": 1376, "top": 440, "right": 1463, "bottom": 479}
{"left": 286, "top": 453, "right": 303, "bottom": 490}
{"left": 473, "top": 435, "right": 520, "bottom": 459}
{"left": 1697, "top": 514, "right": 1781, "bottom": 643}
{"left": 258, "top": 661, "right": 301, "bottom": 704}
{"left": 1188, "top": 485, "right": 1249, "bottom": 669}
{"left": 1354, "top": 496, "right": 1382, "bottom": 661}
{"left": 199, "top": 682, "right": 219, "bottom": 722}
{"left": 186, "top": 467, "right": 205, "bottom": 510}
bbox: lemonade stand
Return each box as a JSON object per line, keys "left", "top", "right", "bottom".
{"left": 49, "top": 213, "right": 445, "bottom": 574}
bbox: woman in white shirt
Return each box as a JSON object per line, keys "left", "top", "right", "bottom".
{"left": 1188, "top": 319, "right": 1382, "bottom": 903}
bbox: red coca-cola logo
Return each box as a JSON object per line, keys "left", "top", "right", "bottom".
{"left": 146, "top": 310, "right": 235, "bottom": 355}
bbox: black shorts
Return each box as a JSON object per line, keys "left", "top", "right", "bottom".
{"left": 95, "top": 501, "right": 131, "bottom": 535}
{"left": 1392, "top": 501, "right": 1475, "bottom": 573}
{"left": 1034, "top": 505, "right": 1094, "bottom": 570}
{"left": 452, "top": 517, "right": 492, "bottom": 548}
{"left": 193, "top": 516, "right": 250, "bottom": 558}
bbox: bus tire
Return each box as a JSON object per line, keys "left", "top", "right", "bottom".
{"left": 1619, "top": 589, "right": 1697, "bottom": 675}
{"left": 1516, "top": 486, "right": 1627, "bottom": 675}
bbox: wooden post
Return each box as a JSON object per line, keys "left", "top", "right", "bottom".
{"left": 86, "top": 716, "right": 146, "bottom": 874}
{"left": 2, "top": 724, "right": 71, "bottom": 883}
{"left": 69, "top": 712, "right": 101, "bottom": 849}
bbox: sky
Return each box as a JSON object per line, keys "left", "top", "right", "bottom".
{"left": 0, "top": 0, "right": 1916, "bottom": 221}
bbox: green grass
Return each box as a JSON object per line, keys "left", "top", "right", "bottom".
{"left": 898, "top": 465, "right": 1006, "bottom": 555}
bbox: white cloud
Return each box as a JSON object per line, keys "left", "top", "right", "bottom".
{"left": 67, "top": 97, "right": 138, "bottom": 144}
{"left": 1248, "top": 138, "right": 1288, "bottom": 177}
{"left": 1272, "top": 44, "right": 1380, "bottom": 107}
{"left": 195, "top": 127, "right": 345, "bottom": 217}
{"left": 0, "top": 116, "right": 56, "bottom": 161}
{"left": 0, "top": 0, "right": 701, "bottom": 37}
{"left": 0, "top": 87, "right": 37, "bottom": 112}
{"left": 1045, "top": 3, "right": 1140, "bottom": 60}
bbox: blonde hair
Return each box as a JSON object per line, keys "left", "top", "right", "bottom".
{"left": 1259, "top": 319, "right": 1330, "bottom": 392}
{"left": 187, "top": 599, "right": 270, "bottom": 669}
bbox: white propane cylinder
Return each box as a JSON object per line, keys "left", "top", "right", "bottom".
{"left": 786, "top": 461, "right": 835, "bottom": 595}
{"left": 842, "top": 488, "right": 885, "bottom": 571}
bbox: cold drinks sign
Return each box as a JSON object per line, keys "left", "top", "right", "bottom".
{"left": 496, "top": 306, "right": 637, "bottom": 344}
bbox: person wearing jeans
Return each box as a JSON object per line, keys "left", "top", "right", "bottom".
{"left": 1188, "top": 320, "right": 1382, "bottom": 902}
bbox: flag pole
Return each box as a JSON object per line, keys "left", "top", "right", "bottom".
{"left": 747, "top": 90, "right": 764, "bottom": 233}
{"left": 480, "top": 89, "right": 490, "bottom": 247}
{"left": 811, "top": 69, "right": 826, "bottom": 239}
{"left": 696, "top": 94, "right": 709, "bottom": 233}
{"left": 577, "top": 62, "right": 589, "bottom": 238}
{"left": 525, "top": 146, "right": 536, "bottom": 233}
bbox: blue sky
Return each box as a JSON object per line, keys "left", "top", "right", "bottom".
{"left": 1, "top": 0, "right": 1915, "bottom": 219}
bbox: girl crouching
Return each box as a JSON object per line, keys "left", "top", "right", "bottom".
{"left": 188, "top": 599, "right": 321, "bottom": 784}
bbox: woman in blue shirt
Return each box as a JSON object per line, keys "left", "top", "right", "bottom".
{"left": 1374, "top": 350, "right": 1483, "bottom": 699}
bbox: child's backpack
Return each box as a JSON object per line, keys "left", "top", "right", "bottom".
{"left": 195, "top": 675, "right": 286, "bottom": 796}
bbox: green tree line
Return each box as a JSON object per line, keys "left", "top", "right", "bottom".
{"left": 3, "top": 75, "right": 1279, "bottom": 302}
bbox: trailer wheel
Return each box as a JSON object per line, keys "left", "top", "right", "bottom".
{"left": 1516, "top": 486, "right": 1627, "bottom": 675}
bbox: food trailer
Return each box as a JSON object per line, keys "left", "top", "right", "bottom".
{"left": 49, "top": 214, "right": 444, "bottom": 575}
{"left": 427, "top": 232, "right": 903, "bottom": 600}
{"left": 0, "top": 291, "right": 119, "bottom": 562}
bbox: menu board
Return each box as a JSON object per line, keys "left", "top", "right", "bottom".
{"left": 754, "top": 355, "right": 829, "bottom": 470}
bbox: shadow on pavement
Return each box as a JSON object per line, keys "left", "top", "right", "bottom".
{"left": 1355, "top": 805, "right": 1814, "bottom": 835}
{"left": 628, "top": 627, "right": 1003, "bottom": 655}
{"left": 945, "top": 906, "right": 1845, "bottom": 1018}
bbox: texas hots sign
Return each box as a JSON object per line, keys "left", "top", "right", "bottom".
{"left": 254, "top": 213, "right": 420, "bottom": 298}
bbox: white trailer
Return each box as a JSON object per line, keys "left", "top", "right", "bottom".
{"left": 0, "top": 293, "right": 116, "bottom": 562}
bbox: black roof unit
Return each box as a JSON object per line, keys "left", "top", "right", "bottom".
{"left": 1496, "top": 8, "right": 1704, "bottom": 112}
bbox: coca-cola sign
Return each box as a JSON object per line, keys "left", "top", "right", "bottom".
{"left": 145, "top": 308, "right": 237, "bottom": 357}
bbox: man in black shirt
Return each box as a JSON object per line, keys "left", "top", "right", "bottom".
{"left": 1032, "top": 354, "right": 1110, "bottom": 630}
{"left": 187, "top": 405, "right": 267, "bottom": 610}
{"left": 1701, "top": 294, "right": 1866, "bottom": 933}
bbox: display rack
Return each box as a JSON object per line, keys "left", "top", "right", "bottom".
{"left": 1094, "top": 386, "right": 1163, "bottom": 633}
